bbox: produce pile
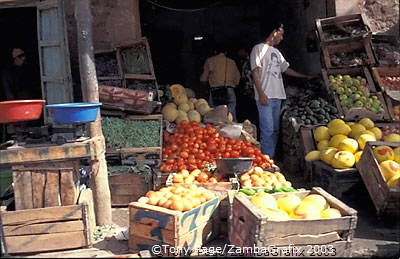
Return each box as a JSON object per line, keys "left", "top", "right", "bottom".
{"left": 381, "top": 76, "right": 400, "bottom": 91}
{"left": 330, "top": 51, "right": 369, "bottom": 67}
{"left": 286, "top": 97, "right": 339, "bottom": 125}
{"left": 137, "top": 184, "right": 216, "bottom": 212}
{"left": 372, "top": 42, "right": 400, "bottom": 65}
{"left": 305, "top": 118, "right": 400, "bottom": 169}
{"left": 102, "top": 117, "right": 161, "bottom": 149}
{"left": 162, "top": 84, "right": 232, "bottom": 124}
{"left": 371, "top": 145, "right": 400, "bottom": 188}
{"left": 323, "top": 25, "right": 368, "bottom": 41}
{"left": 161, "top": 121, "right": 274, "bottom": 173}
{"left": 95, "top": 53, "right": 119, "bottom": 77}
{"left": 393, "top": 105, "right": 400, "bottom": 121}
{"left": 238, "top": 186, "right": 297, "bottom": 196}
{"left": 171, "top": 168, "right": 226, "bottom": 184}
{"left": 381, "top": 124, "right": 400, "bottom": 136}
{"left": 329, "top": 74, "right": 384, "bottom": 113}
{"left": 244, "top": 192, "right": 342, "bottom": 220}
{"left": 239, "top": 167, "right": 293, "bottom": 189}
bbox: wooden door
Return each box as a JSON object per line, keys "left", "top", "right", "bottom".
{"left": 37, "top": 0, "right": 72, "bottom": 122}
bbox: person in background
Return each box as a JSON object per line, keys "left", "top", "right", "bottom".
{"left": 235, "top": 46, "right": 259, "bottom": 129}
{"left": 1, "top": 48, "right": 39, "bottom": 100}
{"left": 200, "top": 45, "right": 240, "bottom": 121}
{"left": 250, "top": 24, "right": 316, "bottom": 158}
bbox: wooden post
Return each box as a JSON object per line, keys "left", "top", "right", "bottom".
{"left": 75, "top": 0, "right": 112, "bottom": 226}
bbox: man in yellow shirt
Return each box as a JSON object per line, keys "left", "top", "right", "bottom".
{"left": 200, "top": 46, "right": 240, "bottom": 121}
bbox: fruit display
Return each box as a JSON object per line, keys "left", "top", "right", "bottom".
{"left": 245, "top": 192, "right": 342, "bottom": 220}
{"left": 304, "top": 118, "right": 396, "bottom": 169}
{"left": 137, "top": 184, "right": 216, "bottom": 212}
{"left": 372, "top": 42, "right": 400, "bottom": 65}
{"left": 328, "top": 74, "right": 384, "bottom": 113}
{"left": 161, "top": 122, "right": 275, "bottom": 172}
{"left": 330, "top": 51, "right": 369, "bottom": 67}
{"left": 238, "top": 186, "right": 297, "bottom": 196}
{"left": 323, "top": 25, "right": 368, "bottom": 41}
{"left": 102, "top": 117, "right": 161, "bottom": 149}
{"left": 393, "top": 106, "right": 400, "bottom": 121}
{"left": 371, "top": 145, "right": 400, "bottom": 188}
{"left": 171, "top": 169, "right": 226, "bottom": 184}
{"left": 381, "top": 76, "right": 400, "bottom": 91}
{"left": 239, "top": 167, "right": 292, "bottom": 189}
{"left": 381, "top": 124, "right": 400, "bottom": 138}
{"left": 286, "top": 97, "right": 339, "bottom": 125}
{"left": 162, "top": 84, "right": 233, "bottom": 124}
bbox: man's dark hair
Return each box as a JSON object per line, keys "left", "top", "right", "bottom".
{"left": 264, "top": 21, "right": 284, "bottom": 36}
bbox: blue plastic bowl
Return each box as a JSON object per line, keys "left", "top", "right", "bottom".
{"left": 46, "top": 102, "right": 102, "bottom": 124}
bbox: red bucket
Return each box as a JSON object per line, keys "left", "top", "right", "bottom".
{"left": 0, "top": 100, "right": 46, "bottom": 123}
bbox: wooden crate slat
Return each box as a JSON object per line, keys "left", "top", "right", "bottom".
{"left": 44, "top": 170, "right": 60, "bottom": 207}
{"left": 5, "top": 231, "right": 87, "bottom": 254}
{"left": 12, "top": 170, "right": 33, "bottom": 210}
{"left": 3, "top": 221, "right": 84, "bottom": 237}
{"left": 1, "top": 205, "right": 83, "bottom": 226}
{"left": 60, "top": 169, "right": 76, "bottom": 206}
{"left": 31, "top": 171, "right": 46, "bottom": 209}
{"left": 383, "top": 94, "right": 400, "bottom": 121}
{"left": 356, "top": 141, "right": 400, "bottom": 215}
{"left": 264, "top": 231, "right": 340, "bottom": 246}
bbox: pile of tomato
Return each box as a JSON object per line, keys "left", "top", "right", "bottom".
{"left": 160, "top": 121, "right": 274, "bottom": 173}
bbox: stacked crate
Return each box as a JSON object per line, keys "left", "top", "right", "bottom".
{"left": 316, "top": 14, "right": 392, "bottom": 122}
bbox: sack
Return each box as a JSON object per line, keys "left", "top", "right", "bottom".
{"left": 211, "top": 87, "right": 229, "bottom": 105}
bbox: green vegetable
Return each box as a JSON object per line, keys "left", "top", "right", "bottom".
{"left": 102, "top": 117, "right": 161, "bottom": 149}
{"left": 239, "top": 188, "right": 256, "bottom": 196}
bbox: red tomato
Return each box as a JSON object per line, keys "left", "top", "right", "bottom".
{"left": 180, "top": 151, "right": 189, "bottom": 158}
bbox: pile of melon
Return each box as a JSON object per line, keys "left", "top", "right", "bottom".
{"left": 162, "top": 84, "right": 229, "bottom": 123}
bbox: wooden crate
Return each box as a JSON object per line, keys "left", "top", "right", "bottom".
{"left": 128, "top": 197, "right": 220, "bottom": 253}
{"left": 299, "top": 126, "right": 360, "bottom": 197}
{"left": 321, "top": 67, "right": 390, "bottom": 121}
{"left": 321, "top": 38, "right": 376, "bottom": 69}
{"left": 1, "top": 204, "right": 91, "bottom": 255}
{"left": 356, "top": 141, "right": 400, "bottom": 215}
{"left": 383, "top": 93, "right": 400, "bottom": 122}
{"left": 371, "top": 66, "right": 400, "bottom": 93}
{"left": 11, "top": 160, "right": 80, "bottom": 210}
{"left": 109, "top": 170, "right": 153, "bottom": 207}
{"left": 104, "top": 114, "right": 163, "bottom": 158}
{"left": 312, "top": 160, "right": 360, "bottom": 200}
{"left": 152, "top": 169, "right": 170, "bottom": 190}
{"left": 322, "top": 67, "right": 377, "bottom": 95}
{"left": 99, "top": 85, "right": 161, "bottom": 115}
{"left": 316, "top": 14, "right": 371, "bottom": 46}
{"left": 229, "top": 187, "right": 357, "bottom": 257}
{"left": 94, "top": 49, "right": 123, "bottom": 79}
{"left": 371, "top": 35, "right": 400, "bottom": 66}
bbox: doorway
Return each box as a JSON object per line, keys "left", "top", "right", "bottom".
{"left": 0, "top": 7, "right": 42, "bottom": 101}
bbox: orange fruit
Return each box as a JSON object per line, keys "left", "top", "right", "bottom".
{"left": 208, "top": 177, "right": 218, "bottom": 183}
{"left": 173, "top": 174, "right": 184, "bottom": 183}
{"left": 163, "top": 199, "right": 172, "bottom": 209}
{"left": 170, "top": 200, "right": 184, "bottom": 211}
{"left": 145, "top": 191, "right": 156, "bottom": 198}
{"left": 190, "top": 169, "right": 201, "bottom": 177}
{"left": 184, "top": 175, "right": 195, "bottom": 184}
{"left": 180, "top": 170, "right": 190, "bottom": 178}
{"left": 191, "top": 198, "right": 201, "bottom": 208}
{"left": 182, "top": 200, "right": 193, "bottom": 211}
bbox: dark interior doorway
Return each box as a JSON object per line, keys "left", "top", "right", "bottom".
{"left": 0, "top": 7, "right": 42, "bottom": 101}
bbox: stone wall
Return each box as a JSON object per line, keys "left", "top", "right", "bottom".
{"left": 335, "top": 0, "right": 399, "bottom": 37}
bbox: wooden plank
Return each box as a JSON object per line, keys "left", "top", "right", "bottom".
{"left": 110, "top": 184, "right": 146, "bottom": 196}
{"left": 3, "top": 221, "right": 84, "bottom": 236}
{"left": 0, "top": 141, "right": 94, "bottom": 165}
{"left": 265, "top": 231, "right": 340, "bottom": 246}
{"left": 1, "top": 205, "right": 83, "bottom": 226}
{"left": 44, "top": 170, "right": 60, "bottom": 207}
{"left": 31, "top": 171, "right": 45, "bottom": 208}
{"left": 77, "top": 188, "right": 96, "bottom": 242}
{"left": 124, "top": 74, "right": 155, "bottom": 80}
{"left": 383, "top": 94, "right": 400, "bottom": 122}
{"left": 60, "top": 169, "right": 76, "bottom": 206}
{"left": 5, "top": 231, "right": 87, "bottom": 254}
{"left": 12, "top": 170, "right": 33, "bottom": 210}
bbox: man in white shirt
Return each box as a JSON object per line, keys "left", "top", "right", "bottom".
{"left": 250, "top": 24, "right": 315, "bottom": 158}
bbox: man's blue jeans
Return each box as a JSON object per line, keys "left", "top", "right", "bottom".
{"left": 256, "top": 99, "right": 282, "bottom": 158}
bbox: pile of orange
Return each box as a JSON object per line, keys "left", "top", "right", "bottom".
{"left": 172, "top": 169, "right": 226, "bottom": 184}
{"left": 138, "top": 184, "right": 216, "bottom": 212}
{"left": 240, "top": 167, "right": 292, "bottom": 189}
